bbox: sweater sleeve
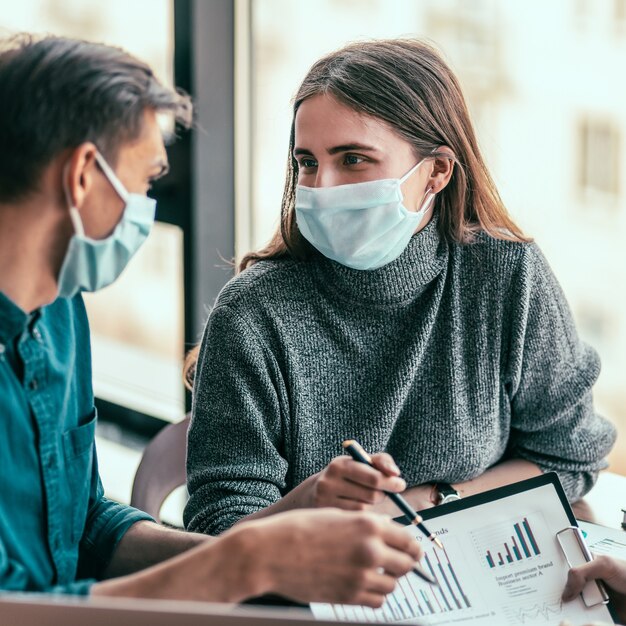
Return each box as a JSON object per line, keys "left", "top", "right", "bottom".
{"left": 505, "top": 245, "right": 616, "bottom": 501}
{"left": 184, "top": 304, "right": 289, "bottom": 535}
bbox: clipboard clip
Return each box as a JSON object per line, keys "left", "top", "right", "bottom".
{"left": 556, "top": 526, "right": 610, "bottom": 608}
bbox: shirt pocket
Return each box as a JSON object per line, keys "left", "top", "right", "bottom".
{"left": 62, "top": 408, "right": 97, "bottom": 543}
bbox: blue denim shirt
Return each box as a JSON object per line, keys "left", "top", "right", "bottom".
{"left": 0, "top": 291, "right": 152, "bottom": 594}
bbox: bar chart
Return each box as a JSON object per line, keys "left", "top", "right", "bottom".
{"left": 324, "top": 541, "right": 473, "bottom": 623}
{"left": 471, "top": 514, "right": 544, "bottom": 570}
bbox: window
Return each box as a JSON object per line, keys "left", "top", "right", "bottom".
{"left": 84, "top": 223, "right": 185, "bottom": 422}
{"left": 579, "top": 118, "right": 621, "bottom": 205}
{"left": 248, "top": 0, "right": 626, "bottom": 475}
{"left": 1, "top": 0, "right": 186, "bottom": 424}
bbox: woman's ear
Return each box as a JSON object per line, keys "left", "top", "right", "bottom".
{"left": 63, "top": 142, "right": 99, "bottom": 210}
{"left": 429, "top": 146, "right": 455, "bottom": 193}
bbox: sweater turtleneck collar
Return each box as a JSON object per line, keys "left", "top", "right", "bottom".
{"left": 315, "top": 213, "right": 447, "bottom": 305}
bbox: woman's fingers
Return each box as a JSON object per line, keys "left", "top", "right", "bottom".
{"left": 314, "top": 454, "right": 406, "bottom": 509}
{"left": 370, "top": 452, "right": 402, "bottom": 476}
{"left": 332, "top": 455, "right": 406, "bottom": 491}
{"left": 562, "top": 555, "right": 624, "bottom": 601}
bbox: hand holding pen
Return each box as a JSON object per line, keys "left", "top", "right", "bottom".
{"left": 342, "top": 440, "right": 441, "bottom": 585}
{"left": 310, "top": 448, "right": 409, "bottom": 511}
{"left": 302, "top": 439, "right": 439, "bottom": 584}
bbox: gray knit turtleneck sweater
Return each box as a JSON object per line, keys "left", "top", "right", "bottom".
{"left": 184, "top": 217, "right": 616, "bottom": 536}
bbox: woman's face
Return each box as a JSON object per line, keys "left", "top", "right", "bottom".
{"left": 294, "top": 93, "right": 434, "bottom": 214}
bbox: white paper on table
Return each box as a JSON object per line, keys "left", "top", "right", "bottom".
{"left": 577, "top": 520, "right": 626, "bottom": 560}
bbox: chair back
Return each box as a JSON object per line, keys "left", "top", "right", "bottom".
{"left": 130, "top": 415, "right": 190, "bottom": 523}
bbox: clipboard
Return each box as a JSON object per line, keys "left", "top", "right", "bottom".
{"left": 402, "top": 473, "right": 611, "bottom": 611}
{"left": 312, "top": 472, "right": 618, "bottom": 625}
{"left": 556, "top": 526, "right": 610, "bottom": 607}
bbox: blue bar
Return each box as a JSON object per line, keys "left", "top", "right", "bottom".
{"left": 523, "top": 518, "right": 540, "bottom": 555}
{"left": 515, "top": 523, "right": 531, "bottom": 557}
{"left": 512, "top": 536, "right": 522, "bottom": 560}
{"left": 438, "top": 562, "right": 462, "bottom": 609}
{"left": 392, "top": 594, "right": 405, "bottom": 619}
{"left": 420, "top": 590, "right": 434, "bottom": 614}
{"left": 486, "top": 552, "right": 495, "bottom": 568}
{"left": 425, "top": 554, "right": 452, "bottom": 611}
{"left": 406, "top": 597, "right": 421, "bottom": 617}
{"left": 448, "top": 561, "right": 471, "bottom": 608}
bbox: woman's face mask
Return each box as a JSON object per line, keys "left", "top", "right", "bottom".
{"left": 295, "top": 160, "right": 436, "bottom": 270}
{"left": 293, "top": 94, "right": 438, "bottom": 270}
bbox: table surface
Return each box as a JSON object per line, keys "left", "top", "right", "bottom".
{"left": 572, "top": 471, "right": 626, "bottom": 529}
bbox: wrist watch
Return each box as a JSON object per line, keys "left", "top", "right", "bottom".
{"left": 434, "top": 482, "right": 461, "bottom": 505}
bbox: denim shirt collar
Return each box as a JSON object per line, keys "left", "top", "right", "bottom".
{"left": 0, "top": 291, "right": 30, "bottom": 346}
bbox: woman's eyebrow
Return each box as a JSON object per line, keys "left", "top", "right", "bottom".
{"left": 327, "top": 143, "right": 378, "bottom": 155}
{"left": 293, "top": 143, "right": 379, "bottom": 157}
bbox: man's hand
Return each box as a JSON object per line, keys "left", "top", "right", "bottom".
{"left": 93, "top": 508, "right": 423, "bottom": 607}
{"left": 250, "top": 508, "right": 423, "bottom": 607}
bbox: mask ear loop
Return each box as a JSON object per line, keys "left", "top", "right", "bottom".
{"left": 94, "top": 151, "right": 129, "bottom": 202}
{"left": 63, "top": 162, "right": 86, "bottom": 237}
{"left": 399, "top": 158, "right": 425, "bottom": 184}
{"left": 418, "top": 186, "right": 436, "bottom": 215}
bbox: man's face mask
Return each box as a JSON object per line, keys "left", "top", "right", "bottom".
{"left": 57, "top": 151, "right": 156, "bottom": 299}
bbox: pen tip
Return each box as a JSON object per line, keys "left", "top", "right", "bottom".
{"left": 434, "top": 537, "right": 444, "bottom": 549}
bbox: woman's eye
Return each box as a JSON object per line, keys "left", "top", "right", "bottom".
{"left": 299, "top": 158, "right": 317, "bottom": 169}
{"left": 344, "top": 154, "right": 364, "bottom": 166}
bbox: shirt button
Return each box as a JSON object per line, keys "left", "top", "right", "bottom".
{"left": 28, "top": 378, "right": 38, "bottom": 391}
{"left": 47, "top": 454, "right": 55, "bottom": 470}
{"left": 0, "top": 344, "right": 5, "bottom": 356}
{"left": 32, "top": 328, "right": 43, "bottom": 343}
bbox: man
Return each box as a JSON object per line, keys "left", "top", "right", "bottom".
{"left": 0, "top": 34, "right": 421, "bottom": 606}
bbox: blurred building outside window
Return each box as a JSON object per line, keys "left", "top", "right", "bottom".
{"left": 2, "top": 0, "right": 625, "bottom": 483}
{"left": 579, "top": 118, "right": 620, "bottom": 204}
{"left": 248, "top": 0, "right": 626, "bottom": 474}
{"left": 1, "top": 0, "right": 186, "bottom": 425}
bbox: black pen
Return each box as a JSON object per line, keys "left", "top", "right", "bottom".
{"left": 342, "top": 439, "right": 442, "bottom": 585}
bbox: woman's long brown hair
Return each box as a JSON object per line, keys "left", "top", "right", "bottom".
{"left": 184, "top": 38, "right": 530, "bottom": 389}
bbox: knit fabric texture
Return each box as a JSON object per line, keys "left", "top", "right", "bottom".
{"left": 184, "top": 216, "right": 617, "bottom": 536}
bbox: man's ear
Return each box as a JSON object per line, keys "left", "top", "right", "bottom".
{"left": 64, "top": 142, "right": 99, "bottom": 210}
{"left": 428, "top": 146, "right": 455, "bottom": 194}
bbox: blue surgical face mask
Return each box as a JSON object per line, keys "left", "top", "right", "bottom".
{"left": 57, "top": 151, "right": 156, "bottom": 299}
{"left": 295, "top": 159, "right": 435, "bottom": 270}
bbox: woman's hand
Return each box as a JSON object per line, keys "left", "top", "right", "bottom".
{"left": 561, "top": 555, "right": 626, "bottom": 625}
{"left": 310, "top": 453, "right": 406, "bottom": 511}
{"left": 233, "top": 452, "right": 410, "bottom": 523}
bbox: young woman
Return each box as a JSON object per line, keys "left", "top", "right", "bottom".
{"left": 183, "top": 39, "right": 616, "bottom": 537}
